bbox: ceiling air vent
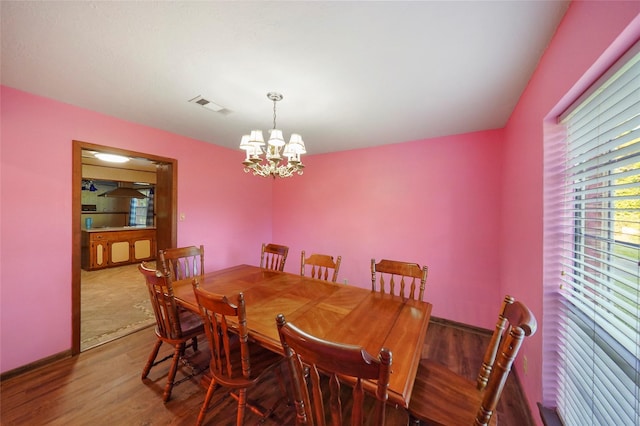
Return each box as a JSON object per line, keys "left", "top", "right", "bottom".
{"left": 188, "top": 95, "right": 231, "bottom": 115}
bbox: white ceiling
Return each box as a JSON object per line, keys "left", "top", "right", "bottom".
{"left": 1, "top": 1, "right": 569, "bottom": 155}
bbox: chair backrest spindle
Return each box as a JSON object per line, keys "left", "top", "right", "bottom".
{"left": 476, "top": 295, "right": 537, "bottom": 390}
{"left": 277, "top": 313, "right": 391, "bottom": 426}
{"left": 301, "top": 250, "right": 342, "bottom": 283}
{"left": 159, "top": 245, "right": 205, "bottom": 282}
{"left": 138, "top": 263, "right": 184, "bottom": 340}
{"left": 371, "top": 258, "right": 428, "bottom": 301}
{"left": 194, "top": 285, "right": 249, "bottom": 381}
{"left": 260, "top": 243, "right": 289, "bottom": 271}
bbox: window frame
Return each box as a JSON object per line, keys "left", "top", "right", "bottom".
{"left": 542, "top": 41, "right": 640, "bottom": 425}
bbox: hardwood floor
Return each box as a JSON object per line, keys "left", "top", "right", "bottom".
{"left": 1, "top": 319, "right": 534, "bottom": 425}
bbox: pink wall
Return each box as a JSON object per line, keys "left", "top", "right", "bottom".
{"left": 2, "top": 2, "right": 639, "bottom": 423}
{"left": 273, "top": 131, "right": 504, "bottom": 327}
{"left": 0, "top": 86, "right": 273, "bottom": 373}
{"left": 500, "top": 1, "right": 640, "bottom": 422}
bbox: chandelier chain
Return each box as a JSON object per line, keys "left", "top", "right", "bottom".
{"left": 273, "top": 99, "right": 277, "bottom": 130}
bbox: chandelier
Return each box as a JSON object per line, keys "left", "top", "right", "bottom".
{"left": 239, "top": 92, "right": 306, "bottom": 178}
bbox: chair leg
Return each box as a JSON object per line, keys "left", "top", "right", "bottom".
{"left": 142, "top": 339, "right": 163, "bottom": 379}
{"left": 408, "top": 414, "right": 421, "bottom": 425}
{"left": 196, "top": 377, "right": 218, "bottom": 426}
{"left": 178, "top": 336, "right": 198, "bottom": 356}
{"left": 236, "top": 388, "right": 247, "bottom": 426}
{"left": 162, "top": 343, "right": 183, "bottom": 403}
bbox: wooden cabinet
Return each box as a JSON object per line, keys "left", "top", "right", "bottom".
{"left": 109, "top": 240, "right": 131, "bottom": 265}
{"left": 132, "top": 235, "right": 153, "bottom": 261}
{"left": 83, "top": 232, "right": 108, "bottom": 270}
{"left": 82, "top": 229, "right": 156, "bottom": 270}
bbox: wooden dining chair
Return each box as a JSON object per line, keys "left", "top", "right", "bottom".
{"left": 260, "top": 243, "right": 289, "bottom": 271}
{"left": 371, "top": 258, "right": 428, "bottom": 301}
{"left": 138, "top": 262, "right": 204, "bottom": 403}
{"left": 408, "top": 295, "right": 537, "bottom": 426}
{"left": 300, "top": 250, "right": 342, "bottom": 282}
{"left": 276, "top": 313, "right": 392, "bottom": 426}
{"left": 193, "top": 283, "right": 286, "bottom": 426}
{"left": 159, "top": 245, "right": 204, "bottom": 281}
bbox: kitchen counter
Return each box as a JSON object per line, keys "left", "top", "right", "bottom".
{"left": 83, "top": 226, "right": 156, "bottom": 233}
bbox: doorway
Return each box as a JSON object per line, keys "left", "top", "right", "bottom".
{"left": 72, "top": 140, "right": 177, "bottom": 354}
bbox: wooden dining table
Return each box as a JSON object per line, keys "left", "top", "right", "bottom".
{"left": 172, "top": 264, "right": 432, "bottom": 408}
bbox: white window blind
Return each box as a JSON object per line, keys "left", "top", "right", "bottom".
{"left": 543, "top": 42, "right": 640, "bottom": 425}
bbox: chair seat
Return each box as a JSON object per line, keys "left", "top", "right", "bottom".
{"left": 409, "top": 359, "right": 497, "bottom": 426}
{"left": 210, "top": 340, "right": 283, "bottom": 389}
{"left": 178, "top": 309, "right": 204, "bottom": 335}
{"left": 153, "top": 309, "right": 203, "bottom": 341}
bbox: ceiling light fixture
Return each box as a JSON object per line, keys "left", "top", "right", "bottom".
{"left": 94, "top": 153, "right": 130, "bottom": 163}
{"left": 239, "top": 92, "right": 306, "bottom": 178}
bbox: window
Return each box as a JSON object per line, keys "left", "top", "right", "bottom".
{"left": 129, "top": 188, "right": 154, "bottom": 226}
{"left": 543, "top": 43, "right": 639, "bottom": 425}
